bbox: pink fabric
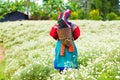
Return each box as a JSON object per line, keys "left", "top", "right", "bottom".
{"left": 57, "top": 12, "right": 63, "bottom": 20}
{"left": 57, "top": 9, "right": 71, "bottom": 22}
{"left": 63, "top": 9, "right": 71, "bottom": 21}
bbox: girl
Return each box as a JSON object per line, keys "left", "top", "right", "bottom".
{"left": 50, "top": 9, "right": 80, "bottom": 73}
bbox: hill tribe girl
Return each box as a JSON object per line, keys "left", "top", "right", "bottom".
{"left": 50, "top": 9, "right": 80, "bottom": 74}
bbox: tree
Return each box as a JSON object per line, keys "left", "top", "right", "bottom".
{"left": 90, "top": 0, "right": 119, "bottom": 20}
{"left": 109, "top": 0, "right": 119, "bottom": 15}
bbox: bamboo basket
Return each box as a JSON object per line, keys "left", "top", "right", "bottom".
{"left": 57, "top": 27, "right": 73, "bottom": 46}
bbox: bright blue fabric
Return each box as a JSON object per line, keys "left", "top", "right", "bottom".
{"left": 54, "top": 40, "right": 78, "bottom": 70}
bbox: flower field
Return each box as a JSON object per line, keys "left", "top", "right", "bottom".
{"left": 0, "top": 20, "right": 120, "bottom": 80}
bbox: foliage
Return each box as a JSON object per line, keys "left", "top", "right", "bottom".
{"left": 109, "top": 0, "right": 119, "bottom": 16}
{"left": 106, "top": 12, "right": 118, "bottom": 20}
{"left": 0, "top": 20, "right": 120, "bottom": 79}
{"left": 0, "top": 0, "right": 119, "bottom": 20}
{"left": 116, "top": 16, "right": 120, "bottom": 20}
{"left": 0, "top": 0, "right": 26, "bottom": 20}
{"left": 30, "top": 0, "right": 66, "bottom": 20}
{"left": 50, "top": 12, "right": 59, "bottom": 20}
{"left": 89, "top": 9, "right": 102, "bottom": 20}
{"left": 76, "top": 9, "right": 85, "bottom": 19}
{"left": 90, "top": 0, "right": 119, "bottom": 20}
{"left": 67, "top": 0, "right": 80, "bottom": 11}
{"left": 0, "top": 16, "right": 4, "bottom": 20}
{"left": 70, "top": 9, "right": 87, "bottom": 20}
{"left": 70, "top": 11, "right": 79, "bottom": 20}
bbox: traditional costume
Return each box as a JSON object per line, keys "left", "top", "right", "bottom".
{"left": 50, "top": 10, "right": 80, "bottom": 71}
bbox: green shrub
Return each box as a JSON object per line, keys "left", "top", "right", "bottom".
{"left": 30, "top": 11, "right": 50, "bottom": 20}
{"left": 75, "top": 9, "right": 89, "bottom": 19}
{"left": 106, "top": 12, "right": 118, "bottom": 20}
{"left": 89, "top": 9, "right": 102, "bottom": 20}
{"left": 70, "top": 11, "right": 79, "bottom": 20}
{"left": 0, "top": 16, "right": 4, "bottom": 20}
{"left": 50, "top": 13, "right": 59, "bottom": 20}
{"left": 116, "top": 16, "right": 120, "bottom": 20}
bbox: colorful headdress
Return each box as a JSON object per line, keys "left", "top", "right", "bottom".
{"left": 57, "top": 9, "right": 72, "bottom": 28}
{"left": 58, "top": 9, "right": 71, "bottom": 22}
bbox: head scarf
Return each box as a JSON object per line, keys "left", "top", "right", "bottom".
{"left": 57, "top": 9, "right": 72, "bottom": 28}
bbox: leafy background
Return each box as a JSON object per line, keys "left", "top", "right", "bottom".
{"left": 0, "top": 0, "right": 120, "bottom": 20}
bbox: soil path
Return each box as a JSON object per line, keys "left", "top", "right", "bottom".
{"left": 0, "top": 46, "right": 4, "bottom": 62}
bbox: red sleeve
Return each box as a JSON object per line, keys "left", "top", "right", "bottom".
{"left": 50, "top": 25, "right": 58, "bottom": 40}
{"left": 73, "top": 25, "right": 80, "bottom": 40}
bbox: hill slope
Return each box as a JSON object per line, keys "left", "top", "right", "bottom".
{"left": 0, "top": 20, "right": 120, "bottom": 80}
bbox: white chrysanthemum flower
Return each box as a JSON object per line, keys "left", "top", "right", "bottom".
{"left": 116, "top": 76, "right": 120, "bottom": 79}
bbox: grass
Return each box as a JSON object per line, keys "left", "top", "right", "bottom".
{"left": 0, "top": 43, "right": 5, "bottom": 80}
{"left": 0, "top": 59, "right": 5, "bottom": 80}
{"left": 0, "top": 20, "right": 120, "bottom": 80}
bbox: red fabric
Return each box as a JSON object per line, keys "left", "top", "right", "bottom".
{"left": 50, "top": 25, "right": 58, "bottom": 40}
{"left": 73, "top": 26, "right": 80, "bottom": 40}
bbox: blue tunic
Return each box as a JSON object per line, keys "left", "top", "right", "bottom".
{"left": 54, "top": 40, "right": 78, "bottom": 70}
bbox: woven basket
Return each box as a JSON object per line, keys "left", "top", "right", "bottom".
{"left": 57, "top": 28, "right": 73, "bottom": 46}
